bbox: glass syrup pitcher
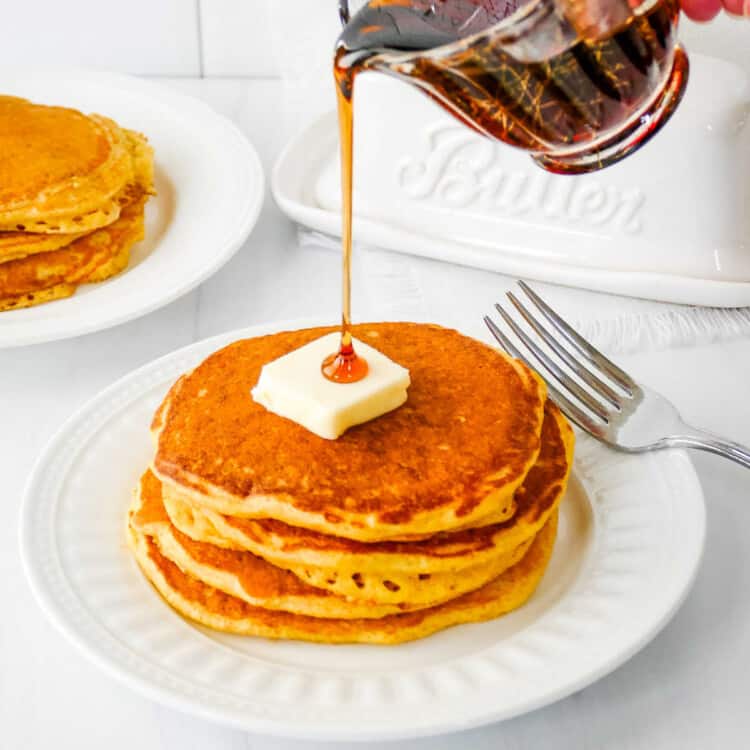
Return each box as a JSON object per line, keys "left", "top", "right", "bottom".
{"left": 336, "top": 0, "right": 689, "bottom": 174}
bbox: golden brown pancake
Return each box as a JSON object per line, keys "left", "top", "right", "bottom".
{"left": 0, "top": 124, "right": 153, "bottom": 265}
{"left": 108, "top": 129, "right": 155, "bottom": 215}
{"left": 150, "top": 468, "right": 534, "bottom": 607}
{"left": 128, "top": 510, "right": 558, "bottom": 645}
{"left": 83, "top": 238, "right": 131, "bottom": 283}
{"left": 0, "top": 283, "right": 78, "bottom": 311}
{"left": 130, "top": 471, "right": 424, "bottom": 619}
{"left": 122, "top": 129, "right": 155, "bottom": 203}
{"left": 152, "top": 323, "right": 547, "bottom": 542}
{"left": 0, "top": 96, "right": 133, "bottom": 232}
{"left": 0, "top": 230, "right": 86, "bottom": 264}
{"left": 80, "top": 196, "right": 145, "bottom": 283}
{"left": 0, "top": 233, "right": 115, "bottom": 309}
{"left": 0, "top": 197, "right": 145, "bottom": 311}
{"left": 161, "top": 403, "right": 572, "bottom": 604}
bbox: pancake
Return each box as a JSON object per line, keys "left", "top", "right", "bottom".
{"left": 82, "top": 196, "right": 145, "bottom": 283}
{"left": 152, "top": 323, "right": 547, "bottom": 542}
{"left": 0, "top": 125, "right": 153, "bottom": 263}
{"left": 155, "top": 469, "right": 534, "bottom": 607}
{"left": 122, "top": 129, "right": 155, "bottom": 203}
{"left": 130, "top": 471, "right": 420, "bottom": 619}
{"left": 1, "top": 193, "right": 125, "bottom": 235}
{"left": 83, "top": 238, "right": 131, "bottom": 283}
{"left": 0, "top": 230, "right": 87, "bottom": 264}
{"left": 128, "top": 510, "right": 557, "bottom": 644}
{"left": 13, "top": 127, "right": 153, "bottom": 236}
{"left": 161, "top": 402, "right": 572, "bottom": 604}
{"left": 0, "top": 283, "right": 78, "bottom": 311}
{"left": 0, "top": 235, "right": 115, "bottom": 310}
{"left": 0, "top": 198, "right": 146, "bottom": 311}
{"left": 0, "top": 96, "right": 133, "bottom": 232}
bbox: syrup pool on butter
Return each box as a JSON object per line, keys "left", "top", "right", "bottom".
{"left": 251, "top": 333, "right": 410, "bottom": 439}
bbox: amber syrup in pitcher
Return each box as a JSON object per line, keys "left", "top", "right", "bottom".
{"left": 335, "top": 0, "right": 683, "bottom": 154}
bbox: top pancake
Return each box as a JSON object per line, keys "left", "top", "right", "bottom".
{"left": 0, "top": 127, "right": 153, "bottom": 262}
{"left": 0, "top": 96, "right": 133, "bottom": 231}
{"left": 152, "top": 323, "right": 547, "bottom": 542}
{"left": 163, "top": 403, "right": 573, "bottom": 573}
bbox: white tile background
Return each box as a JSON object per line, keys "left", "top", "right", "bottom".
{"left": 0, "top": 0, "right": 203, "bottom": 75}
{"left": 0, "top": 1, "right": 745, "bottom": 78}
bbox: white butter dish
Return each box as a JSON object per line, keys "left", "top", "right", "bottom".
{"left": 272, "top": 53, "right": 750, "bottom": 307}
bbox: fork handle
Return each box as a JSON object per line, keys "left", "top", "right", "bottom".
{"left": 668, "top": 429, "right": 750, "bottom": 470}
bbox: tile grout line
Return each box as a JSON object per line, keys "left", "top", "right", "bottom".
{"left": 139, "top": 74, "right": 281, "bottom": 81}
{"left": 187, "top": 0, "right": 203, "bottom": 348}
{"left": 192, "top": 285, "right": 204, "bottom": 343}
{"left": 195, "top": 0, "right": 205, "bottom": 78}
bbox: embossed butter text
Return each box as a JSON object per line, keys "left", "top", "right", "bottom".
{"left": 397, "top": 124, "right": 644, "bottom": 234}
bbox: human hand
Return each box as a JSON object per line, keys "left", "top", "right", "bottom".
{"left": 680, "top": 0, "right": 748, "bottom": 20}
{"left": 557, "top": 0, "right": 746, "bottom": 42}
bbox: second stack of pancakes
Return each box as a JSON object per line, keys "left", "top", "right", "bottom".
{"left": 129, "top": 323, "right": 574, "bottom": 644}
{"left": 0, "top": 96, "right": 154, "bottom": 310}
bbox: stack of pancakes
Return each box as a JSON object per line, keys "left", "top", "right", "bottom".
{"left": 128, "top": 323, "right": 574, "bottom": 644}
{"left": 0, "top": 96, "right": 154, "bottom": 311}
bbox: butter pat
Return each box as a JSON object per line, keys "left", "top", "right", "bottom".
{"left": 251, "top": 332, "right": 410, "bottom": 440}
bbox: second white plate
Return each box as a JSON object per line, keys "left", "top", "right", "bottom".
{"left": 0, "top": 69, "right": 264, "bottom": 348}
{"left": 20, "top": 319, "right": 705, "bottom": 741}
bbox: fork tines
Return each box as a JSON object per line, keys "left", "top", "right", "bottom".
{"left": 484, "top": 281, "right": 639, "bottom": 438}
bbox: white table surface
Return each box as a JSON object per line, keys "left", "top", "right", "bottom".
{"left": 2, "top": 77, "right": 750, "bottom": 750}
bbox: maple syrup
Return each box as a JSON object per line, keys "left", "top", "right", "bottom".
{"left": 321, "top": 338, "right": 370, "bottom": 382}
{"left": 322, "top": 66, "right": 370, "bottom": 383}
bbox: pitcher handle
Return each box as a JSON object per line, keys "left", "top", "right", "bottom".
{"left": 339, "top": 0, "right": 350, "bottom": 25}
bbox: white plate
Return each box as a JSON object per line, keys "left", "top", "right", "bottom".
{"left": 271, "top": 58, "right": 750, "bottom": 308}
{"left": 20, "top": 320, "right": 705, "bottom": 741}
{"left": 0, "top": 69, "right": 264, "bottom": 347}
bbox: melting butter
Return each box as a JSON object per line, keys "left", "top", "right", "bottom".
{"left": 251, "top": 332, "right": 410, "bottom": 439}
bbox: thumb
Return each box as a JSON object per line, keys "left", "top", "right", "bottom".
{"left": 680, "top": 0, "right": 722, "bottom": 18}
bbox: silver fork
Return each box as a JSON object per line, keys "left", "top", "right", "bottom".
{"left": 484, "top": 281, "right": 750, "bottom": 469}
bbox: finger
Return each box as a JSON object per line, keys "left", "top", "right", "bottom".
{"left": 722, "top": 0, "right": 750, "bottom": 15}
{"left": 680, "top": 0, "right": 723, "bottom": 19}
{"left": 554, "top": 0, "right": 632, "bottom": 40}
